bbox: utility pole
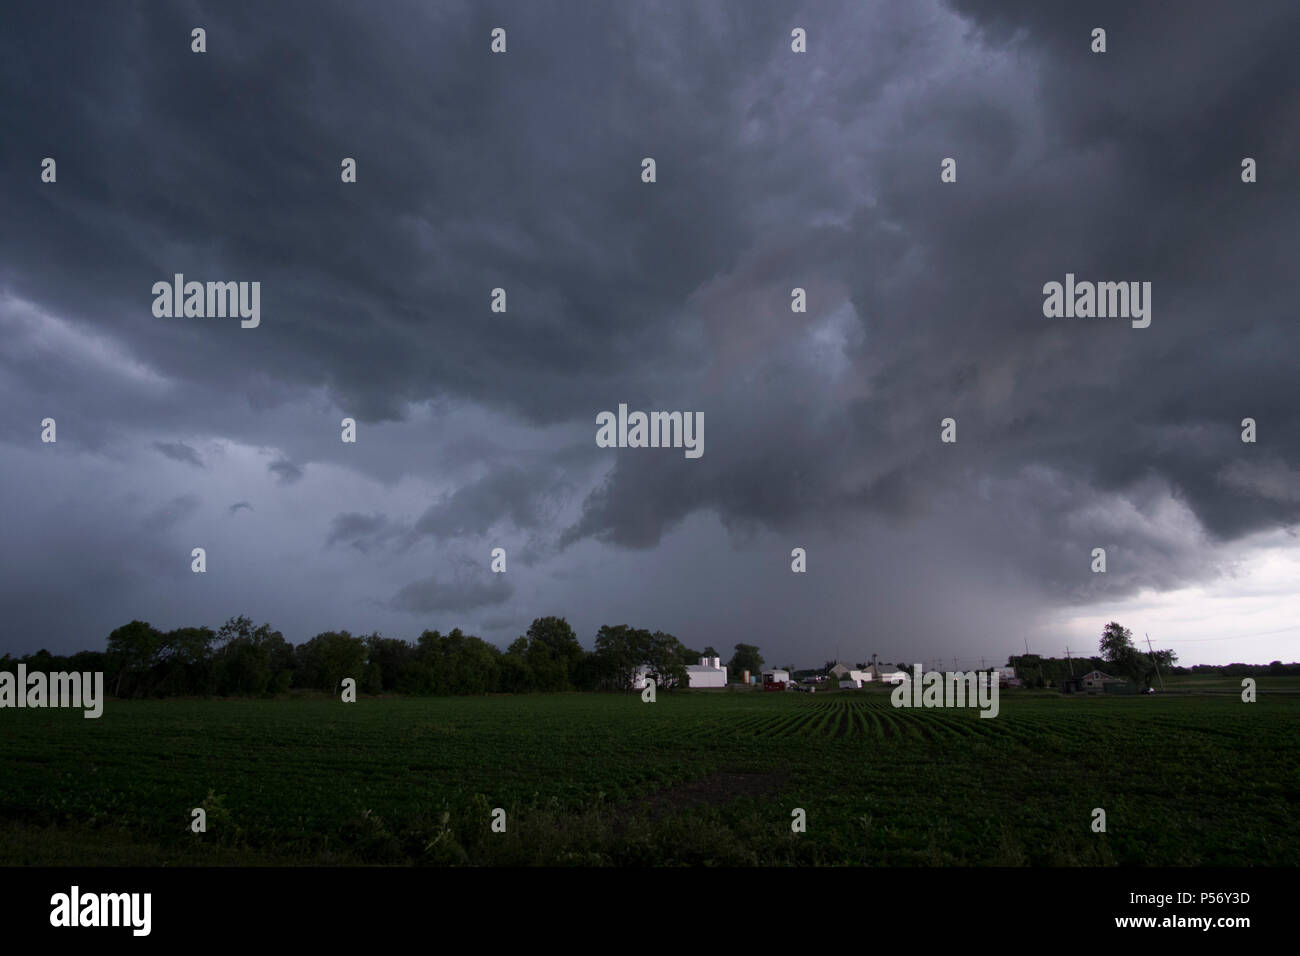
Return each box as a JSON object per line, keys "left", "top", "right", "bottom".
{"left": 1145, "top": 633, "right": 1165, "bottom": 690}
{"left": 1065, "top": 645, "right": 1075, "bottom": 677}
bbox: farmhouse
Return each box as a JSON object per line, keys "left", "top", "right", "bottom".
{"left": 1063, "top": 669, "right": 1127, "bottom": 695}
{"left": 685, "top": 656, "right": 727, "bottom": 689}
{"left": 1080, "top": 669, "right": 1119, "bottom": 692}
{"left": 829, "top": 661, "right": 870, "bottom": 683}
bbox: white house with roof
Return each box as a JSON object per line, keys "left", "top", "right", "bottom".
{"left": 1079, "top": 669, "right": 1122, "bottom": 693}
{"left": 829, "top": 661, "right": 870, "bottom": 683}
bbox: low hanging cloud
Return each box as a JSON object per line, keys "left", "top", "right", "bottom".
{"left": 268, "top": 458, "right": 304, "bottom": 484}
{"left": 153, "top": 440, "right": 204, "bottom": 468}
{"left": 326, "top": 512, "right": 397, "bottom": 553}
{"left": 390, "top": 559, "right": 515, "bottom": 615}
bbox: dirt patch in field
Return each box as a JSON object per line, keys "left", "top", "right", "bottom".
{"left": 638, "top": 770, "right": 786, "bottom": 820}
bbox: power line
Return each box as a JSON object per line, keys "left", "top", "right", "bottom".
{"left": 1146, "top": 632, "right": 1165, "bottom": 690}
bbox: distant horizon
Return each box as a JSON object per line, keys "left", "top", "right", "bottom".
{"left": 5, "top": 612, "right": 1295, "bottom": 672}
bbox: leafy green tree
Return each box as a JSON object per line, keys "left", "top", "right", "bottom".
{"left": 107, "top": 620, "right": 165, "bottom": 697}
{"left": 156, "top": 626, "right": 217, "bottom": 696}
{"left": 365, "top": 633, "right": 415, "bottom": 691}
{"left": 396, "top": 659, "right": 436, "bottom": 695}
{"left": 570, "top": 650, "right": 601, "bottom": 692}
{"left": 266, "top": 631, "right": 296, "bottom": 694}
{"left": 643, "top": 630, "right": 689, "bottom": 690}
{"left": 1099, "top": 621, "right": 1155, "bottom": 688}
{"left": 728, "top": 643, "right": 764, "bottom": 679}
{"left": 212, "top": 618, "right": 288, "bottom": 696}
{"left": 296, "top": 630, "right": 367, "bottom": 694}
{"left": 591, "top": 625, "right": 689, "bottom": 691}
{"left": 496, "top": 637, "right": 533, "bottom": 693}
{"left": 593, "top": 624, "right": 641, "bottom": 691}
{"left": 520, "top": 617, "right": 583, "bottom": 691}
{"left": 1149, "top": 648, "right": 1179, "bottom": 675}
{"left": 414, "top": 628, "right": 501, "bottom": 695}
{"left": 1100, "top": 622, "right": 1136, "bottom": 662}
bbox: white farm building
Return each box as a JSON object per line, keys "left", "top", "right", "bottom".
{"left": 630, "top": 656, "right": 728, "bottom": 689}
{"left": 685, "top": 656, "right": 728, "bottom": 688}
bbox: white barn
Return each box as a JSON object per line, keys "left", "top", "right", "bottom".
{"left": 630, "top": 656, "right": 728, "bottom": 689}
{"left": 686, "top": 656, "right": 728, "bottom": 688}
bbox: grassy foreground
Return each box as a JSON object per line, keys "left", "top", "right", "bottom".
{"left": 1, "top": 688, "right": 1295, "bottom": 866}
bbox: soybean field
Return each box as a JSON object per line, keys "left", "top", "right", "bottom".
{"left": 0, "top": 689, "right": 1295, "bottom": 866}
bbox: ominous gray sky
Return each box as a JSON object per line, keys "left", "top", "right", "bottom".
{"left": 3, "top": 0, "right": 1298, "bottom": 667}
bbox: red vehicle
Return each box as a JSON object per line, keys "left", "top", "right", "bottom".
{"left": 763, "top": 681, "right": 787, "bottom": 692}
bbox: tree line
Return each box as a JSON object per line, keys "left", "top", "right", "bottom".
{"left": 1009, "top": 622, "right": 1183, "bottom": 689}
{"left": 0, "top": 617, "right": 767, "bottom": 699}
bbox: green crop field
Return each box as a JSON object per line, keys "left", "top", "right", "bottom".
{"left": 1, "top": 688, "right": 1296, "bottom": 866}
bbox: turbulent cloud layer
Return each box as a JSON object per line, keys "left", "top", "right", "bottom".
{"left": 2, "top": 1, "right": 1297, "bottom": 665}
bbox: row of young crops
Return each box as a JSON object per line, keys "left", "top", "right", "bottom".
{"left": 694, "top": 692, "right": 1267, "bottom": 751}
{"left": 712, "top": 695, "right": 1003, "bottom": 741}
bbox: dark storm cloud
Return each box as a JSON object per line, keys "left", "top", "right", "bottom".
{"left": 408, "top": 466, "right": 569, "bottom": 542}
{"left": 390, "top": 558, "right": 514, "bottom": 614}
{"left": 2, "top": 0, "right": 1298, "bottom": 657}
{"left": 326, "top": 511, "right": 395, "bottom": 552}
{"left": 932, "top": 0, "right": 1300, "bottom": 544}
{"left": 268, "top": 457, "right": 304, "bottom": 484}
{"left": 153, "top": 440, "right": 204, "bottom": 467}
{"left": 0, "top": 0, "right": 789, "bottom": 430}
{"left": 558, "top": 0, "right": 1300, "bottom": 594}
